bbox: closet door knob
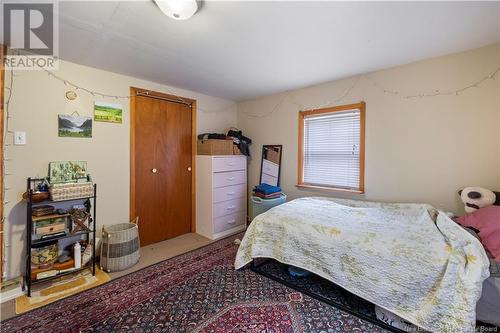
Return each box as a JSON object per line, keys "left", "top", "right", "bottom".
{"left": 151, "top": 168, "right": 158, "bottom": 174}
{"left": 187, "top": 167, "right": 192, "bottom": 172}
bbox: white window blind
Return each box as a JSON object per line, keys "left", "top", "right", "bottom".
{"left": 303, "top": 109, "right": 361, "bottom": 190}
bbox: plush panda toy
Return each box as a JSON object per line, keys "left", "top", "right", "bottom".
{"left": 458, "top": 187, "right": 500, "bottom": 213}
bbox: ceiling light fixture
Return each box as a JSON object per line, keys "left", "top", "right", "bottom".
{"left": 154, "top": 0, "right": 198, "bottom": 20}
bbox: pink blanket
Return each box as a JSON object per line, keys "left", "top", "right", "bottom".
{"left": 457, "top": 205, "right": 500, "bottom": 262}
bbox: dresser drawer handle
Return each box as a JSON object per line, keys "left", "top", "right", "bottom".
{"left": 227, "top": 177, "right": 235, "bottom": 181}
{"left": 226, "top": 206, "right": 236, "bottom": 211}
{"left": 227, "top": 219, "right": 236, "bottom": 224}
{"left": 227, "top": 162, "right": 235, "bottom": 166}
{"left": 227, "top": 191, "right": 236, "bottom": 195}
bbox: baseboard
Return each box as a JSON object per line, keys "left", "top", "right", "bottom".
{"left": 1, "top": 286, "right": 23, "bottom": 303}
{"left": 0, "top": 277, "right": 24, "bottom": 303}
{"left": 211, "top": 224, "right": 246, "bottom": 240}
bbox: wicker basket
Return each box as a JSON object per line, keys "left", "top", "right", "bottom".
{"left": 100, "top": 217, "right": 140, "bottom": 272}
{"left": 197, "top": 139, "right": 239, "bottom": 155}
{"left": 49, "top": 182, "right": 94, "bottom": 201}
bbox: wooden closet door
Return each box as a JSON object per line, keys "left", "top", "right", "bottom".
{"left": 134, "top": 96, "right": 192, "bottom": 245}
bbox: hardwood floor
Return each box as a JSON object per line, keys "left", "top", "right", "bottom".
{"left": 0, "top": 233, "right": 212, "bottom": 321}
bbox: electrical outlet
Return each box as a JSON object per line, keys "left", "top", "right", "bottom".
{"left": 14, "top": 131, "right": 26, "bottom": 145}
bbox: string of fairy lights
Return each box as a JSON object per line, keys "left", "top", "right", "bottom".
{"left": 43, "top": 68, "right": 235, "bottom": 114}
{"left": 2, "top": 65, "right": 15, "bottom": 209}
{"left": 240, "top": 66, "right": 500, "bottom": 118}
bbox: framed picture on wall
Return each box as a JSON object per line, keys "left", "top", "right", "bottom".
{"left": 58, "top": 114, "right": 92, "bottom": 138}
{"left": 94, "top": 101, "right": 123, "bottom": 123}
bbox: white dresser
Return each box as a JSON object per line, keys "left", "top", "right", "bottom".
{"left": 196, "top": 155, "right": 247, "bottom": 240}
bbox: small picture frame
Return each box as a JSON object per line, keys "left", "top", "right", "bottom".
{"left": 49, "top": 161, "right": 88, "bottom": 184}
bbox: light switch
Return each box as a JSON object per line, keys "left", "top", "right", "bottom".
{"left": 14, "top": 131, "right": 26, "bottom": 145}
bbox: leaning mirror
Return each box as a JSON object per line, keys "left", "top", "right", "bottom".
{"left": 259, "top": 145, "right": 283, "bottom": 186}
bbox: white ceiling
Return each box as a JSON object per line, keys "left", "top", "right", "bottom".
{"left": 53, "top": 1, "right": 500, "bottom": 101}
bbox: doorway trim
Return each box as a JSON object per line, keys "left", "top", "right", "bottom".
{"left": 130, "top": 87, "right": 197, "bottom": 233}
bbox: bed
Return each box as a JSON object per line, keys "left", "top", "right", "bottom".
{"left": 477, "top": 264, "right": 500, "bottom": 326}
{"left": 235, "top": 197, "right": 491, "bottom": 333}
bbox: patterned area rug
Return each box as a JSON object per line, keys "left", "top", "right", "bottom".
{"left": 2, "top": 234, "right": 387, "bottom": 332}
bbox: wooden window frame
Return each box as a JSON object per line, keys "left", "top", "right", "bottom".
{"left": 297, "top": 101, "right": 365, "bottom": 194}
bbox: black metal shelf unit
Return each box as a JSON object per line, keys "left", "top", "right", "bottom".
{"left": 25, "top": 177, "right": 97, "bottom": 297}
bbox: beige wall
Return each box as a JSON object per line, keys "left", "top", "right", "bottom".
{"left": 238, "top": 44, "right": 500, "bottom": 215}
{"left": 3, "top": 60, "right": 237, "bottom": 279}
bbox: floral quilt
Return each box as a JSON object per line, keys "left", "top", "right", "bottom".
{"left": 235, "top": 197, "right": 490, "bottom": 332}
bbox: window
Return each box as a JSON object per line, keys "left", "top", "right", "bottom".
{"left": 297, "top": 102, "right": 365, "bottom": 193}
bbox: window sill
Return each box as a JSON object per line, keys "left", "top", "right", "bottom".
{"left": 295, "top": 183, "right": 364, "bottom": 194}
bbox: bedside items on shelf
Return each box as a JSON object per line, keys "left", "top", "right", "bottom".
{"left": 48, "top": 161, "right": 94, "bottom": 201}
{"left": 25, "top": 174, "right": 97, "bottom": 297}
{"left": 69, "top": 207, "right": 91, "bottom": 233}
{"left": 32, "top": 205, "right": 55, "bottom": 217}
{"left": 74, "top": 242, "right": 81, "bottom": 269}
{"left": 31, "top": 243, "right": 58, "bottom": 267}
